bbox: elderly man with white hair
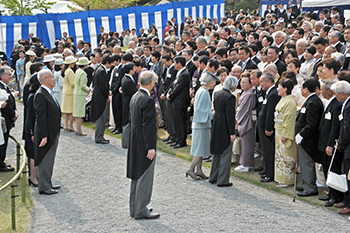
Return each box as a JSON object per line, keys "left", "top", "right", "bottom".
{"left": 272, "top": 31, "right": 287, "bottom": 53}
{"left": 331, "top": 81, "right": 350, "bottom": 214}
{"left": 296, "top": 38, "right": 308, "bottom": 62}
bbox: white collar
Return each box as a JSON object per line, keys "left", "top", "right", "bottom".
{"left": 41, "top": 84, "right": 53, "bottom": 95}
{"left": 139, "top": 87, "right": 150, "bottom": 96}
{"left": 342, "top": 96, "right": 350, "bottom": 114}
{"left": 324, "top": 96, "right": 336, "bottom": 110}
{"left": 177, "top": 67, "right": 186, "bottom": 77}
{"left": 0, "top": 80, "right": 8, "bottom": 89}
{"left": 305, "top": 92, "right": 316, "bottom": 102}
{"left": 266, "top": 85, "right": 275, "bottom": 95}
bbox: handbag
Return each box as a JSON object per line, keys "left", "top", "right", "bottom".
{"left": 232, "top": 137, "right": 241, "bottom": 155}
{"left": 326, "top": 146, "right": 348, "bottom": 193}
{"left": 121, "top": 123, "right": 130, "bottom": 149}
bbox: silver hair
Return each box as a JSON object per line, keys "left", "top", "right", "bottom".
{"left": 125, "top": 49, "right": 135, "bottom": 55}
{"left": 218, "top": 39, "right": 228, "bottom": 47}
{"left": 273, "top": 31, "right": 287, "bottom": 39}
{"left": 262, "top": 72, "right": 275, "bottom": 83}
{"left": 331, "top": 81, "right": 350, "bottom": 95}
{"left": 200, "top": 71, "right": 217, "bottom": 86}
{"left": 0, "top": 66, "right": 11, "bottom": 79}
{"left": 140, "top": 71, "right": 157, "bottom": 86}
{"left": 223, "top": 76, "right": 238, "bottom": 90}
{"left": 38, "top": 69, "right": 52, "bottom": 84}
{"left": 296, "top": 38, "right": 308, "bottom": 47}
{"left": 196, "top": 36, "right": 207, "bottom": 45}
{"left": 331, "top": 52, "right": 345, "bottom": 66}
{"left": 326, "top": 45, "right": 337, "bottom": 53}
{"left": 315, "top": 21, "right": 324, "bottom": 27}
{"left": 135, "top": 46, "right": 144, "bottom": 54}
{"left": 231, "top": 65, "right": 242, "bottom": 72}
{"left": 264, "top": 64, "right": 277, "bottom": 76}
{"left": 63, "top": 48, "right": 73, "bottom": 56}
{"left": 76, "top": 51, "right": 84, "bottom": 58}
{"left": 332, "top": 31, "right": 342, "bottom": 41}
{"left": 322, "top": 79, "right": 335, "bottom": 91}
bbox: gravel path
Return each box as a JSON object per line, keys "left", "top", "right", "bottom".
{"left": 7, "top": 105, "right": 350, "bottom": 232}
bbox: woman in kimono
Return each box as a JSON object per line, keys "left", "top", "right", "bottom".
{"left": 186, "top": 72, "right": 217, "bottom": 180}
{"left": 235, "top": 73, "right": 257, "bottom": 172}
{"left": 274, "top": 79, "right": 297, "bottom": 187}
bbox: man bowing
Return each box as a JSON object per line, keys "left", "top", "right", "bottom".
{"left": 127, "top": 71, "right": 160, "bottom": 220}
{"left": 34, "top": 69, "right": 61, "bottom": 195}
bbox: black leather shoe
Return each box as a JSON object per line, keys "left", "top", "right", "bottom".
{"left": 319, "top": 195, "right": 330, "bottom": 201}
{"left": 254, "top": 166, "right": 263, "bottom": 172}
{"left": 96, "top": 139, "right": 110, "bottom": 144}
{"left": 260, "top": 174, "right": 267, "bottom": 178}
{"left": 6, "top": 164, "right": 12, "bottom": 167}
{"left": 296, "top": 186, "right": 304, "bottom": 191}
{"left": 170, "top": 142, "right": 178, "bottom": 147}
{"left": 261, "top": 177, "right": 273, "bottom": 182}
{"left": 166, "top": 139, "right": 176, "bottom": 144}
{"left": 0, "top": 166, "right": 15, "bottom": 172}
{"left": 217, "top": 182, "right": 233, "bottom": 187}
{"left": 324, "top": 199, "right": 336, "bottom": 207}
{"left": 162, "top": 137, "right": 170, "bottom": 142}
{"left": 113, "top": 129, "right": 122, "bottom": 134}
{"left": 173, "top": 144, "right": 187, "bottom": 149}
{"left": 297, "top": 190, "right": 318, "bottom": 197}
{"left": 134, "top": 212, "right": 160, "bottom": 220}
{"left": 258, "top": 170, "right": 266, "bottom": 176}
{"left": 52, "top": 185, "right": 61, "bottom": 190}
{"left": 209, "top": 180, "right": 217, "bottom": 184}
{"left": 39, "top": 189, "right": 58, "bottom": 195}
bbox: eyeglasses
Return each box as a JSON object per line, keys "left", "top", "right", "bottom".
{"left": 267, "top": 16, "right": 272, "bottom": 18}
{"left": 287, "top": 27, "right": 292, "bottom": 29}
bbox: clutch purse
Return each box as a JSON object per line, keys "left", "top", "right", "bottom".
{"left": 232, "top": 137, "right": 241, "bottom": 155}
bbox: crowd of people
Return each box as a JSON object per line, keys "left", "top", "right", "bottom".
{"left": 1, "top": 0, "right": 350, "bottom": 217}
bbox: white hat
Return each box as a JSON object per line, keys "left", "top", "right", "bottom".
{"left": 53, "top": 53, "right": 63, "bottom": 59}
{"left": 25, "top": 50, "right": 36, "bottom": 56}
{"left": 43, "top": 55, "right": 55, "bottom": 63}
{"left": 55, "top": 58, "right": 64, "bottom": 66}
{"left": 63, "top": 55, "right": 78, "bottom": 64}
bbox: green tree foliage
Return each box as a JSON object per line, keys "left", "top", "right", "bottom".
{"left": 0, "top": 0, "right": 55, "bottom": 16}
{"left": 225, "top": 0, "right": 260, "bottom": 15}
{"left": 68, "top": 0, "right": 136, "bottom": 12}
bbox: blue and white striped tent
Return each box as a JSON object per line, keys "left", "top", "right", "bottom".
{"left": 0, "top": 0, "right": 225, "bottom": 63}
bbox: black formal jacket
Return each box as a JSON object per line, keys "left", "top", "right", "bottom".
{"left": 186, "top": 61, "right": 196, "bottom": 79}
{"left": 255, "top": 86, "right": 266, "bottom": 117}
{"left": 284, "top": 13, "right": 295, "bottom": 24}
{"left": 275, "top": 59, "right": 287, "bottom": 76}
{"left": 295, "top": 93, "right": 324, "bottom": 158}
{"left": 121, "top": 74, "right": 138, "bottom": 126}
{"left": 25, "top": 93, "right": 36, "bottom": 136}
{"left": 318, "top": 97, "right": 342, "bottom": 153}
{"left": 111, "top": 64, "right": 124, "bottom": 96}
{"left": 335, "top": 42, "right": 343, "bottom": 52}
{"left": 0, "top": 82, "right": 16, "bottom": 131}
{"left": 210, "top": 89, "right": 236, "bottom": 155}
{"left": 159, "top": 65, "right": 177, "bottom": 95}
{"left": 258, "top": 86, "right": 280, "bottom": 133}
{"left": 168, "top": 69, "right": 190, "bottom": 109}
{"left": 338, "top": 98, "right": 350, "bottom": 159}
{"left": 22, "top": 74, "right": 39, "bottom": 139}
{"left": 33, "top": 87, "right": 61, "bottom": 166}
{"left": 292, "top": 4, "right": 301, "bottom": 16}
{"left": 243, "top": 58, "right": 258, "bottom": 72}
{"left": 127, "top": 89, "right": 157, "bottom": 180}
{"left": 90, "top": 65, "right": 109, "bottom": 122}
{"left": 252, "top": 56, "right": 261, "bottom": 65}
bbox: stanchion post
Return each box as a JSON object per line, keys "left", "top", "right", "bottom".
{"left": 16, "top": 144, "right": 20, "bottom": 179}
{"left": 11, "top": 184, "right": 18, "bottom": 230}
{"left": 22, "top": 166, "right": 27, "bottom": 203}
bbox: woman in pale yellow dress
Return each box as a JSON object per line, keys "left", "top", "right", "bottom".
{"left": 62, "top": 56, "right": 77, "bottom": 132}
{"left": 275, "top": 79, "right": 297, "bottom": 187}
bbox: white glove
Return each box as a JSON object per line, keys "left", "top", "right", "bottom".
{"left": 295, "top": 133, "right": 303, "bottom": 144}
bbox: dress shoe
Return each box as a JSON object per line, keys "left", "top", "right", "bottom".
{"left": 258, "top": 170, "right": 266, "bottom": 176}
{"left": 52, "top": 185, "right": 61, "bottom": 190}
{"left": 39, "top": 189, "right": 58, "bottom": 195}
{"left": 260, "top": 174, "right": 267, "bottom": 178}
{"left": 170, "top": 142, "right": 178, "bottom": 147}
{"left": 234, "top": 165, "right": 249, "bottom": 172}
{"left": 260, "top": 176, "right": 273, "bottom": 182}
{"left": 0, "top": 166, "right": 15, "bottom": 172}
{"left": 173, "top": 144, "right": 186, "bottom": 149}
{"left": 166, "top": 140, "right": 176, "bottom": 144}
{"left": 134, "top": 212, "right": 160, "bottom": 220}
{"left": 209, "top": 180, "right": 217, "bottom": 184}
{"left": 334, "top": 202, "right": 347, "bottom": 208}
{"left": 28, "top": 178, "right": 38, "bottom": 187}
{"left": 195, "top": 172, "right": 208, "bottom": 179}
{"left": 296, "top": 186, "right": 304, "bottom": 191}
{"left": 96, "top": 139, "right": 110, "bottom": 144}
{"left": 338, "top": 207, "right": 350, "bottom": 214}
{"left": 206, "top": 158, "right": 212, "bottom": 162}
{"left": 186, "top": 170, "right": 200, "bottom": 180}
{"left": 162, "top": 136, "right": 170, "bottom": 142}
{"left": 113, "top": 129, "right": 122, "bottom": 134}
{"left": 254, "top": 166, "right": 263, "bottom": 172}
{"left": 76, "top": 131, "right": 87, "bottom": 136}
{"left": 297, "top": 190, "right": 319, "bottom": 197}
{"left": 217, "top": 182, "right": 233, "bottom": 187}
{"left": 202, "top": 156, "right": 211, "bottom": 160}
{"left": 6, "top": 164, "right": 12, "bottom": 167}
{"left": 159, "top": 124, "right": 166, "bottom": 129}
{"left": 319, "top": 195, "right": 330, "bottom": 201}
{"left": 324, "top": 199, "right": 336, "bottom": 207}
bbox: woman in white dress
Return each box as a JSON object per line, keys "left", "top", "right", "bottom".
{"left": 300, "top": 46, "right": 316, "bottom": 79}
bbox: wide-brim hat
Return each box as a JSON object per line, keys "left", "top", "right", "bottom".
{"left": 63, "top": 55, "right": 78, "bottom": 64}
{"left": 53, "top": 53, "right": 63, "bottom": 59}
{"left": 55, "top": 58, "right": 64, "bottom": 66}
{"left": 43, "top": 54, "right": 55, "bottom": 63}
{"left": 77, "top": 57, "right": 91, "bottom": 66}
{"left": 25, "top": 50, "right": 36, "bottom": 56}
